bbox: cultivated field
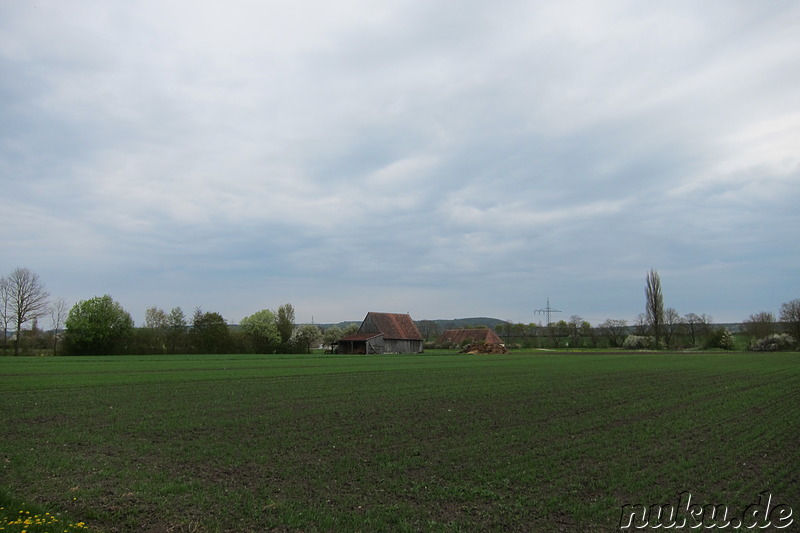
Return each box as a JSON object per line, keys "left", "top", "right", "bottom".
{"left": 1, "top": 351, "right": 798, "bottom": 532}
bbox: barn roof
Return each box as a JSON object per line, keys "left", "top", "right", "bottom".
{"left": 437, "top": 328, "right": 504, "bottom": 345}
{"left": 365, "top": 312, "right": 423, "bottom": 340}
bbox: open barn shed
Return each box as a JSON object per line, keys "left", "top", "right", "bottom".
{"left": 338, "top": 312, "right": 424, "bottom": 354}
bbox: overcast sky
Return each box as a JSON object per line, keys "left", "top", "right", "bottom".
{"left": 2, "top": 1, "right": 799, "bottom": 326}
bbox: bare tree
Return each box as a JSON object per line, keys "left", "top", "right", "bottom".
{"left": 416, "top": 320, "right": 440, "bottom": 342}
{"left": 742, "top": 312, "right": 776, "bottom": 340}
{"left": 6, "top": 268, "right": 50, "bottom": 355}
{"left": 568, "top": 315, "right": 583, "bottom": 347}
{"left": 662, "top": 307, "right": 682, "bottom": 348}
{"left": 634, "top": 313, "right": 648, "bottom": 336}
{"left": 49, "top": 297, "right": 69, "bottom": 356}
{"left": 684, "top": 313, "right": 712, "bottom": 346}
{"left": 0, "top": 276, "right": 11, "bottom": 352}
{"left": 780, "top": 299, "right": 800, "bottom": 340}
{"left": 600, "top": 318, "right": 628, "bottom": 347}
{"left": 645, "top": 269, "right": 664, "bottom": 349}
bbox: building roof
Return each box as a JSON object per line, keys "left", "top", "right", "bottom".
{"left": 437, "top": 328, "right": 504, "bottom": 345}
{"left": 365, "top": 312, "right": 423, "bottom": 340}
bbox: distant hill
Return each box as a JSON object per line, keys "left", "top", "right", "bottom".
{"left": 302, "top": 318, "right": 745, "bottom": 333}
{"left": 315, "top": 317, "right": 508, "bottom": 331}
{"left": 424, "top": 317, "right": 509, "bottom": 330}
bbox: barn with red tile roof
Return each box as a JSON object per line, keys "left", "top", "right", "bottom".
{"left": 436, "top": 328, "right": 504, "bottom": 346}
{"left": 338, "top": 312, "right": 424, "bottom": 354}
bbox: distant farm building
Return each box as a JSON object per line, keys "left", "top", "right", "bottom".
{"left": 437, "top": 328, "right": 504, "bottom": 346}
{"left": 338, "top": 312, "right": 424, "bottom": 354}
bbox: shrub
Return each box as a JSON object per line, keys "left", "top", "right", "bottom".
{"left": 623, "top": 335, "right": 653, "bottom": 350}
{"left": 749, "top": 333, "right": 797, "bottom": 352}
{"left": 705, "top": 328, "right": 736, "bottom": 350}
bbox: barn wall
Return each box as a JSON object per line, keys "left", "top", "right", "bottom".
{"left": 367, "top": 337, "right": 384, "bottom": 354}
{"left": 385, "top": 339, "right": 423, "bottom": 354}
{"left": 359, "top": 315, "right": 379, "bottom": 335}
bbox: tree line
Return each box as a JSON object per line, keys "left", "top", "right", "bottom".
{"left": 0, "top": 267, "right": 326, "bottom": 356}
{"left": 2, "top": 267, "right": 799, "bottom": 355}
{"left": 62, "top": 299, "right": 325, "bottom": 356}
{"left": 492, "top": 270, "right": 799, "bottom": 351}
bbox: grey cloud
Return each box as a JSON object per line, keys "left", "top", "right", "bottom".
{"left": 2, "top": 0, "right": 799, "bottom": 324}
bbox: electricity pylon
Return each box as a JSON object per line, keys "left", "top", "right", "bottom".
{"left": 534, "top": 298, "right": 562, "bottom": 326}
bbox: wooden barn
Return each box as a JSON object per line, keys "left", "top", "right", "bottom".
{"left": 338, "top": 312, "right": 424, "bottom": 354}
{"left": 436, "top": 328, "right": 505, "bottom": 346}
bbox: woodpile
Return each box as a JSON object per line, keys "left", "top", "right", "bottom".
{"left": 460, "top": 343, "right": 508, "bottom": 354}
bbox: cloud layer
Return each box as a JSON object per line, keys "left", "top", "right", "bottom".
{"left": 2, "top": 0, "right": 799, "bottom": 325}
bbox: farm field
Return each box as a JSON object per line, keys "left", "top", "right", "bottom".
{"left": 1, "top": 351, "right": 798, "bottom": 532}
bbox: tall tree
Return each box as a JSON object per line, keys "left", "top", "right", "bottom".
{"left": 662, "top": 308, "right": 682, "bottom": 348}
{"left": 166, "top": 307, "right": 188, "bottom": 354}
{"left": 276, "top": 303, "right": 295, "bottom": 345}
{"left": 49, "top": 297, "right": 69, "bottom": 356}
{"left": 0, "top": 276, "right": 11, "bottom": 352}
{"left": 143, "top": 306, "right": 169, "bottom": 354}
{"left": 567, "top": 315, "right": 583, "bottom": 347}
{"left": 6, "top": 268, "right": 50, "bottom": 355}
{"left": 780, "top": 299, "right": 800, "bottom": 340}
{"left": 64, "top": 295, "right": 134, "bottom": 355}
{"left": 645, "top": 269, "right": 664, "bottom": 349}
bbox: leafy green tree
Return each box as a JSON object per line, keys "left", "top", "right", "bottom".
{"left": 165, "top": 307, "right": 188, "bottom": 354}
{"left": 191, "top": 309, "right": 230, "bottom": 354}
{"left": 141, "top": 306, "right": 169, "bottom": 354}
{"left": 581, "top": 320, "right": 596, "bottom": 348}
{"left": 64, "top": 295, "right": 134, "bottom": 355}
{"left": 549, "top": 320, "right": 568, "bottom": 348}
{"left": 240, "top": 309, "right": 281, "bottom": 353}
{"left": 276, "top": 303, "right": 295, "bottom": 345}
